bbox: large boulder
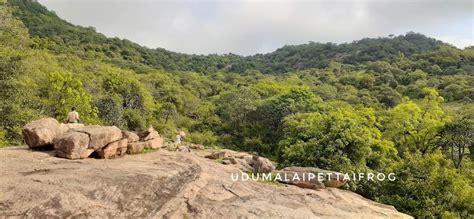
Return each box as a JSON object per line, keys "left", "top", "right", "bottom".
{"left": 127, "top": 142, "right": 146, "bottom": 154}
{"left": 140, "top": 127, "right": 163, "bottom": 149}
{"left": 143, "top": 137, "right": 163, "bottom": 149}
{"left": 54, "top": 125, "right": 124, "bottom": 159}
{"left": 58, "top": 123, "right": 85, "bottom": 134}
{"left": 54, "top": 131, "right": 94, "bottom": 159}
{"left": 251, "top": 155, "right": 275, "bottom": 173}
{"left": 23, "top": 118, "right": 62, "bottom": 149}
{"left": 123, "top": 131, "right": 139, "bottom": 143}
{"left": 276, "top": 167, "right": 347, "bottom": 189}
{"left": 74, "top": 126, "right": 123, "bottom": 150}
{"left": 96, "top": 138, "right": 128, "bottom": 159}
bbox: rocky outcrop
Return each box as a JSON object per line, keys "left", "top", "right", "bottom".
{"left": 204, "top": 151, "right": 345, "bottom": 190}
{"left": 22, "top": 118, "right": 62, "bottom": 149}
{"left": 0, "top": 146, "right": 412, "bottom": 218}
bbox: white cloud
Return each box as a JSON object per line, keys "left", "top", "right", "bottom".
{"left": 38, "top": 0, "right": 473, "bottom": 55}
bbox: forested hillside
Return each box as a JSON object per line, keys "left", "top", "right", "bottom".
{"left": 1, "top": 0, "right": 473, "bottom": 217}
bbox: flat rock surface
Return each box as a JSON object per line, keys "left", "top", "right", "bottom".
{"left": 0, "top": 146, "right": 411, "bottom": 218}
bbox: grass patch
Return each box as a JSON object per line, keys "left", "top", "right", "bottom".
{"left": 142, "top": 148, "right": 157, "bottom": 154}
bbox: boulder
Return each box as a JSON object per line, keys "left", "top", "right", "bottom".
{"left": 205, "top": 151, "right": 227, "bottom": 160}
{"left": 139, "top": 126, "right": 164, "bottom": 149}
{"left": 22, "top": 118, "right": 62, "bottom": 149}
{"left": 235, "top": 159, "right": 253, "bottom": 172}
{"left": 58, "top": 123, "right": 85, "bottom": 134}
{"left": 144, "top": 137, "right": 163, "bottom": 149}
{"left": 127, "top": 142, "right": 145, "bottom": 154}
{"left": 244, "top": 155, "right": 254, "bottom": 166}
{"left": 54, "top": 131, "right": 93, "bottom": 159}
{"left": 277, "top": 167, "right": 347, "bottom": 189}
{"left": 177, "top": 146, "right": 190, "bottom": 153}
{"left": 223, "top": 157, "right": 237, "bottom": 164}
{"left": 123, "top": 131, "right": 139, "bottom": 143}
{"left": 143, "top": 131, "right": 160, "bottom": 141}
{"left": 139, "top": 126, "right": 158, "bottom": 140}
{"left": 235, "top": 153, "right": 252, "bottom": 159}
{"left": 96, "top": 138, "right": 128, "bottom": 159}
{"left": 221, "top": 160, "right": 232, "bottom": 165}
{"left": 188, "top": 143, "right": 204, "bottom": 150}
{"left": 251, "top": 155, "right": 275, "bottom": 173}
{"left": 75, "top": 126, "right": 122, "bottom": 150}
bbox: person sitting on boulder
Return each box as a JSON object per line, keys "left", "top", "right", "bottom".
{"left": 66, "top": 107, "right": 80, "bottom": 123}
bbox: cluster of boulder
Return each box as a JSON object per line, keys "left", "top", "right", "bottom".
{"left": 22, "top": 118, "right": 164, "bottom": 159}
{"left": 125, "top": 127, "right": 164, "bottom": 154}
{"left": 205, "top": 150, "right": 276, "bottom": 173}
{"left": 205, "top": 150, "right": 347, "bottom": 190}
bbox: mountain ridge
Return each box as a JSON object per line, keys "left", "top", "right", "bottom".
{"left": 8, "top": 0, "right": 457, "bottom": 74}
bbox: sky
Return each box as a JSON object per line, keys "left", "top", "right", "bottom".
{"left": 38, "top": 0, "right": 473, "bottom": 56}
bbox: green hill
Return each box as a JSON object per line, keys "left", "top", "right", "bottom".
{"left": 8, "top": 0, "right": 462, "bottom": 74}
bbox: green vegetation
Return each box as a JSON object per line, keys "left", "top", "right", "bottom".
{"left": 1, "top": 0, "right": 473, "bottom": 217}
{"left": 142, "top": 148, "right": 156, "bottom": 154}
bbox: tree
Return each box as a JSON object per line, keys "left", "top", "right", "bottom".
{"left": 439, "top": 117, "right": 474, "bottom": 168}
{"left": 215, "top": 86, "right": 260, "bottom": 131}
{"left": 383, "top": 88, "right": 448, "bottom": 155}
{"left": 373, "top": 85, "right": 402, "bottom": 107}
{"left": 279, "top": 105, "right": 397, "bottom": 172}
{"left": 378, "top": 152, "right": 474, "bottom": 218}
{"left": 160, "top": 102, "right": 177, "bottom": 124}
{"left": 250, "top": 87, "right": 324, "bottom": 154}
{"left": 95, "top": 94, "right": 125, "bottom": 127}
{"left": 41, "top": 71, "right": 97, "bottom": 123}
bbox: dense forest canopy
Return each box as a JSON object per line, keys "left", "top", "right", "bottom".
{"left": 1, "top": 0, "right": 473, "bottom": 217}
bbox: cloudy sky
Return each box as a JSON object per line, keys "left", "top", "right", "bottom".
{"left": 38, "top": 0, "right": 473, "bottom": 55}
